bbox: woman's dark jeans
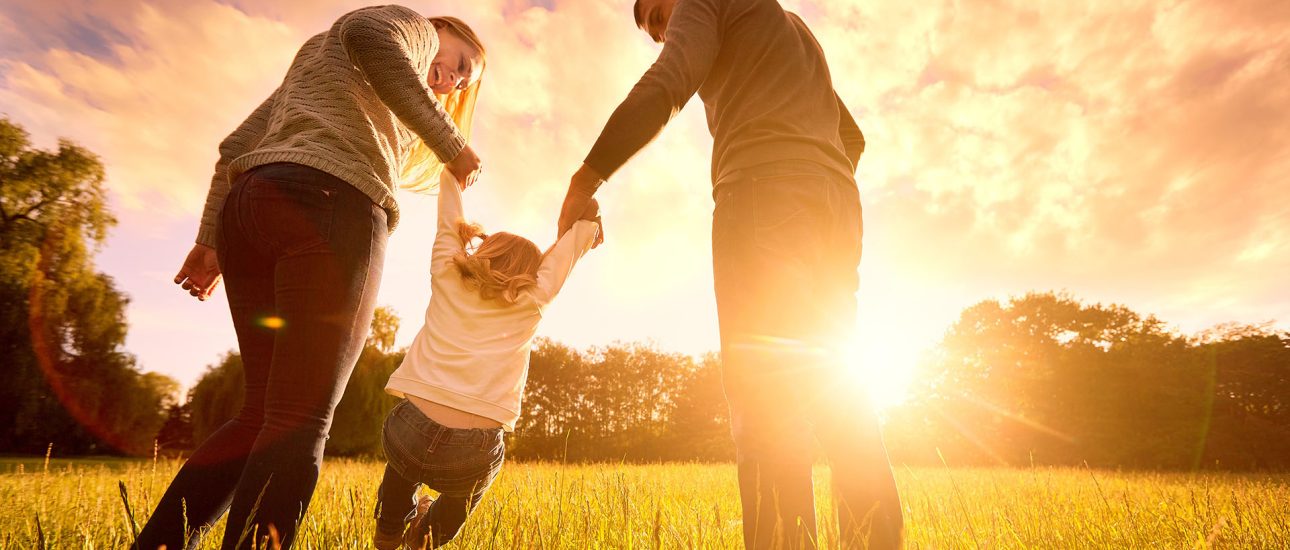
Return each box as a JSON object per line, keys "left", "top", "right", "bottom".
{"left": 712, "top": 160, "right": 903, "bottom": 549}
{"left": 134, "top": 163, "right": 387, "bottom": 550}
{"left": 375, "top": 399, "right": 505, "bottom": 548}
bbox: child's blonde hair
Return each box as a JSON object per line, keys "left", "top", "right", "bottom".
{"left": 452, "top": 222, "right": 542, "bottom": 304}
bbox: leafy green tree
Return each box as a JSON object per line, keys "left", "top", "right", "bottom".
{"left": 366, "top": 305, "right": 400, "bottom": 353}
{"left": 0, "top": 117, "right": 174, "bottom": 456}
{"left": 156, "top": 401, "right": 195, "bottom": 452}
{"left": 187, "top": 307, "right": 406, "bottom": 456}
{"left": 1192, "top": 323, "right": 1290, "bottom": 468}
{"left": 327, "top": 347, "right": 403, "bottom": 456}
{"left": 188, "top": 352, "right": 246, "bottom": 444}
{"left": 509, "top": 341, "right": 729, "bottom": 461}
{"left": 661, "top": 353, "right": 733, "bottom": 461}
{"left": 895, "top": 292, "right": 1211, "bottom": 468}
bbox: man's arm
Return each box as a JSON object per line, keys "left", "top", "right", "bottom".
{"left": 560, "top": 0, "right": 722, "bottom": 237}
{"left": 836, "top": 93, "right": 865, "bottom": 172}
{"left": 582, "top": 0, "right": 722, "bottom": 181}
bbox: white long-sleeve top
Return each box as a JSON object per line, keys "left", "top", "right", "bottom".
{"left": 385, "top": 178, "right": 598, "bottom": 431}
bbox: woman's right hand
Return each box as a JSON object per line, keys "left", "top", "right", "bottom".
{"left": 445, "top": 144, "right": 481, "bottom": 188}
{"left": 174, "top": 243, "right": 222, "bottom": 301}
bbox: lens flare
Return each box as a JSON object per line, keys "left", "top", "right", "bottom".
{"left": 258, "top": 316, "right": 285, "bottom": 329}
{"left": 27, "top": 244, "right": 137, "bottom": 454}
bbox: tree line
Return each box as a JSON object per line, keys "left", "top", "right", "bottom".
{"left": 886, "top": 293, "right": 1290, "bottom": 470}
{"left": 4, "top": 118, "right": 1288, "bottom": 469}
{"left": 172, "top": 315, "right": 734, "bottom": 462}
{"left": 168, "top": 294, "right": 1288, "bottom": 470}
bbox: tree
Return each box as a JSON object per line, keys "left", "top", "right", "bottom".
{"left": 188, "top": 352, "right": 246, "bottom": 445}
{"left": 662, "top": 353, "right": 733, "bottom": 461}
{"left": 894, "top": 292, "right": 1212, "bottom": 468}
{"left": 187, "top": 308, "right": 407, "bottom": 456}
{"left": 0, "top": 117, "right": 175, "bottom": 456}
{"left": 366, "top": 306, "right": 400, "bottom": 353}
{"left": 509, "top": 340, "right": 729, "bottom": 461}
{"left": 1192, "top": 323, "right": 1290, "bottom": 468}
{"left": 155, "top": 401, "right": 195, "bottom": 453}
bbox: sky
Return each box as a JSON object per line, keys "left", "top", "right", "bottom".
{"left": 1, "top": 0, "right": 1287, "bottom": 400}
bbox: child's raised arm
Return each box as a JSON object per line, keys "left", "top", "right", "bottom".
{"left": 431, "top": 172, "right": 466, "bottom": 273}
{"left": 532, "top": 213, "right": 599, "bottom": 306}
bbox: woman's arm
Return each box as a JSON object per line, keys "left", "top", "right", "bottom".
{"left": 430, "top": 172, "right": 467, "bottom": 273}
{"left": 339, "top": 6, "right": 466, "bottom": 164}
{"left": 196, "top": 94, "right": 275, "bottom": 248}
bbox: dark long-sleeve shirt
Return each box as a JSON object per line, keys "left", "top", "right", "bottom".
{"left": 584, "top": 0, "right": 864, "bottom": 185}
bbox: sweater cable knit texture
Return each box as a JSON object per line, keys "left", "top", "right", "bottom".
{"left": 197, "top": 5, "right": 467, "bottom": 247}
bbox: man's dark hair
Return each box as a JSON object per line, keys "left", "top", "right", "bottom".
{"left": 633, "top": 0, "right": 645, "bottom": 29}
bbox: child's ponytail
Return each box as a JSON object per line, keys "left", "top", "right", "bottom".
{"left": 457, "top": 221, "right": 486, "bottom": 249}
{"left": 451, "top": 222, "right": 543, "bottom": 304}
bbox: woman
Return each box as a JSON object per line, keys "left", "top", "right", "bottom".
{"left": 137, "top": 6, "right": 487, "bottom": 550}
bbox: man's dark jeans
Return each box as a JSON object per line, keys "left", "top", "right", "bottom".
{"left": 375, "top": 399, "right": 505, "bottom": 548}
{"left": 135, "top": 163, "right": 387, "bottom": 550}
{"left": 712, "top": 160, "right": 903, "bottom": 549}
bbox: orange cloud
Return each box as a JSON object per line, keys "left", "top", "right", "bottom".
{"left": 2, "top": 0, "right": 1285, "bottom": 387}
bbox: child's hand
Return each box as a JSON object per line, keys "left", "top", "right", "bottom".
{"left": 580, "top": 198, "right": 605, "bottom": 249}
{"left": 579, "top": 198, "right": 600, "bottom": 221}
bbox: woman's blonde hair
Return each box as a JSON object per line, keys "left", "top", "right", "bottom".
{"left": 400, "top": 16, "right": 488, "bottom": 192}
{"left": 452, "top": 222, "right": 543, "bottom": 304}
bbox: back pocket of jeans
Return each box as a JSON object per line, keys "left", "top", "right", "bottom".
{"left": 749, "top": 175, "right": 830, "bottom": 254}
{"left": 246, "top": 177, "right": 336, "bottom": 254}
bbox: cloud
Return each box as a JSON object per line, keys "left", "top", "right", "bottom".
{"left": 804, "top": 0, "right": 1289, "bottom": 328}
{"left": 1, "top": 1, "right": 303, "bottom": 216}
{"left": 2, "top": 0, "right": 1286, "bottom": 386}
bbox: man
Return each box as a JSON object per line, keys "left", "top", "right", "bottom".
{"left": 557, "top": 0, "right": 903, "bottom": 547}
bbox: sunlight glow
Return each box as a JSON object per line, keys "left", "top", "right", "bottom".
{"left": 844, "top": 322, "right": 923, "bottom": 412}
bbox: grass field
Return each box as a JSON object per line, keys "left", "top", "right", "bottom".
{"left": 2, "top": 457, "right": 1288, "bottom": 549}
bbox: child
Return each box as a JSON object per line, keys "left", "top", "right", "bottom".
{"left": 373, "top": 174, "right": 601, "bottom": 550}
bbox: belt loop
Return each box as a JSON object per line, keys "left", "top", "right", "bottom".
{"left": 426, "top": 426, "right": 443, "bottom": 454}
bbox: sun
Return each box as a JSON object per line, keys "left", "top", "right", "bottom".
{"left": 840, "top": 325, "right": 922, "bottom": 412}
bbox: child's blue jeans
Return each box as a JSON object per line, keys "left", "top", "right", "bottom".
{"left": 375, "top": 399, "right": 505, "bottom": 548}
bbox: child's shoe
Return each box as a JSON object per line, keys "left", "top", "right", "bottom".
{"left": 403, "top": 495, "right": 434, "bottom": 550}
{"left": 373, "top": 525, "right": 405, "bottom": 550}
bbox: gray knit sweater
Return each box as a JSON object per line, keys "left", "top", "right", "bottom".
{"left": 584, "top": 0, "right": 863, "bottom": 185}
{"left": 197, "top": 5, "right": 466, "bottom": 247}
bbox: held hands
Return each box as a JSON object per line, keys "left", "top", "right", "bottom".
{"left": 580, "top": 197, "right": 606, "bottom": 249}
{"left": 558, "top": 163, "right": 605, "bottom": 248}
{"left": 445, "top": 144, "right": 482, "bottom": 189}
{"left": 174, "top": 243, "right": 222, "bottom": 301}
